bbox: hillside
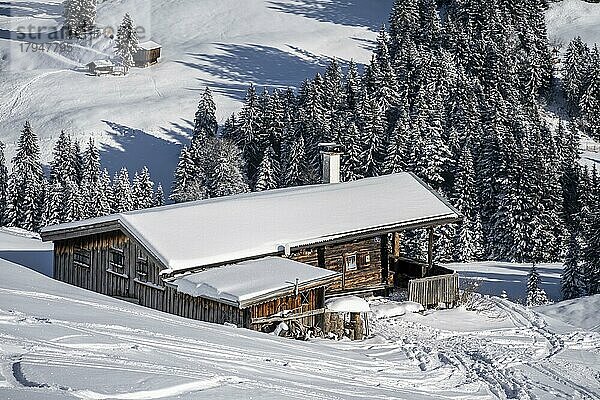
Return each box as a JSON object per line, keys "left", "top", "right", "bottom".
{"left": 0, "top": 0, "right": 392, "bottom": 189}
{"left": 0, "top": 258, "right": 599, "bottom": 399}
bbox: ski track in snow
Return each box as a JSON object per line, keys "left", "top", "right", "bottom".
{"left": 0, "top": 69, "right": 66, "bottom": 122}
{"left": 364, "top": 297, "right": 600, "bottom": 400}
{"left": 0, "top": 276, "right": 599, "bottom": 399}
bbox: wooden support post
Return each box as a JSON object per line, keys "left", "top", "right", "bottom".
{"left": 426, "top": 228, "right": 434, "bottom": 277}
{"left": 392, "top": 232, "right": 401, "bottom": 257}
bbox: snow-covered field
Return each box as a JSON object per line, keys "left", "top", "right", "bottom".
{"left": 0, "top": 258, "right": 598, "bottom": 399}
{"left": 546, "top": 0, "right": 600, "bottom": 46}
{"left": 0, "top": 0, "right": 392, "bottom": 189}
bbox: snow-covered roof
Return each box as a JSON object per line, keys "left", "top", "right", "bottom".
{"left": 325, "top": 295, "right": 370, "bottom": 313}
{"left": 88, "top": 60, "right": 114, "bottom": 68}
{"left": 172, "top": 257, "right": 338, "bottom": 307}
{"left": 41, "top": 173, "right": 461, "bottom": 273}
{"left": 138, "top": 41, "right": 161, "bottom": 50}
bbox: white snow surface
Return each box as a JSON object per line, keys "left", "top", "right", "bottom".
{"left": 0, "top": 258, "right": 599, "bottom": 399}
{"left": 324, "top": 295, "right": 370, "bottom": 313}
{"left": 0, "top": 227, "right": 52, "bottom": 251}
{"left": 173, "top": 257, "right": 338, "bottom": 306}
{"left": 370, "top": 301, "right": 424, "bottom": 318}
{"left": 0, "top": 0, "right": 393, "bottom": 191}
{"left": 43, "top": 173, "right": 459, "bottom": 272}
{"left": 546, "top": 0, "right": 600, "bottom": 45}
{"left": 537, "top": 294, "right": 600, "bottom": 332}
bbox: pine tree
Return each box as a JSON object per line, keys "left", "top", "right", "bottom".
{"left": 208, "top": 140, "right": 249, "bottom": 198}
{"left": 170, "top": 146, "right": 205, "bottom": 203}
{"left": 6, "top": 122, "right": 45, "bottom": 231}
{"left": 63, "top": 0, "right": 96, "bottom": 37}
{"left": 192, "top": 87, "right": 218, "bottom": 141}
{"left": 562, "top": 230, "right": 585, "bottom": 300}
{"left": 115, "top": 13, "right": 139, "bottom": 71}
{"left": 0, "top": 141, "right": 8, "bottom": 226}
{"left": 582, "top": 209, "right": 600, "bottom": 295}
{"left": 284, "top": 132, "right": 308, "bottom": 187}
{"left": 112, "top": 168, "right": 134, "bottom": 213}
{"left": 526, "top": 264, "right": 550, "bottom": 306}
{"left": 132, "top": 166, "right": 154, "bottom": 210}
{"left": 154, "top": 183, "right": 165, "bottom": 207}
{"left": 360, "top": 91, "right": 385, "bottom": 177}
{"left": 255, "top": 145, "right": 279, "bottom": 191}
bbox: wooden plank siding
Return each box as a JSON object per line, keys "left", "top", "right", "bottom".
{"left": 408, "top": 273, "right": 459, "bottom": 308}
{"left": 53, "top": 229, "right": 328, "bottom": 330}
{"left": 290, "top": 236, "right": 388, "bottom": 294}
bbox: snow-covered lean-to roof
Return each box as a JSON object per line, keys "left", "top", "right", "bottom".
{"left": 41, "top": 172, "right": 461, "bottom": 274}
{"left": 138, "top": 41, "right": 161, "bottom": 50}
{"left": 173, "top": 257, "right": 339, "bottom": 307}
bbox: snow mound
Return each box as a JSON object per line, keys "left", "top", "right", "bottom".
{"left": 325, "top": 295, "right": 370, "bottom": 313}
{"left": 371, "top": 301, "right": 424, "bottom": 319}
{"left": 537, "top": 294, "right": 600, "bottom": 332}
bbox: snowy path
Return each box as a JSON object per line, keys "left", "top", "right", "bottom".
{"left": 362, "top": 297, "right": 600, "bottom": 400}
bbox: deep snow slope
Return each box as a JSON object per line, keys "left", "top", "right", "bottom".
{"left": 0, "top": 259, "right": 483, "bottom": 400}
{"left": 1, "top": 258, "right": 599, "bottom": 399}
{"left": 0, "top": 0, "right": 392, "bottom": 189}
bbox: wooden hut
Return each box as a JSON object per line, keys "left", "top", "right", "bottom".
{"left": 134, "top": 41, "right": 161, "bottom": 67}
{"left": 41, "top": 172, "right": 462, "bottom": 331}
{"left": 87, "top": 60, "right": 115, "bottom": 75}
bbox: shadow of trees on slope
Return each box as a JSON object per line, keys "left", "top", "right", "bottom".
{"left": 267, "top": 0, "right": 394, "bottom": 31}
{"left": 99, "top": 120, "right": 192, "bottom": 195}
{"left": 177, "top": 43, "right": 330, "bottom": 101}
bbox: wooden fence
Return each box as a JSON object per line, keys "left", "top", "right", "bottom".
{"left": 408, "top": 273, "right": 459, "bottom": 308}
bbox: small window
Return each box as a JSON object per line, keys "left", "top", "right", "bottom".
{"left": 109, "top": 247, "right": 125, "bottom": 273}
{"left": 345, "top": 254, "right": 357, "bottom": 271}
{"left": 301, "top": 291, "right": 310, "bottom": 305}
{"left": 73, "top": 247, "right": 91, "bottom": 268}
{"left": 363, "top": 254, "right": 371, "bottom": 266}
{"left": 136, "top": 256, "right": 148, "bottom": 282}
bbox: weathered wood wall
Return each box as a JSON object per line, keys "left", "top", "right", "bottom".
{"left": 54, "top": 230, "right": 326, "bottom": 330}
{"left": 54, "top": 230, "right": 167, "bottom": 309}
{"left": 291, "top": 236, "right": 388, "bottom": 293}
{"left": 408, "top": 273, "right": 459, "bottom": 308}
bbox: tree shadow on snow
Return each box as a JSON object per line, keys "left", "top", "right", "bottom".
{"left": 176, "top": 43, "right": 331, "bottom": 101}
{"left": 267, "top": 0, "right": 394, "bottom": 31}
{"left": 99, "top": 120, "right": 192, "bottom": 196}
{"left": 0, "top": 1, "right": 62, "bottom": 18}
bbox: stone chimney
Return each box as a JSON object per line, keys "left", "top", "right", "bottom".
{"left": 320, "top": 143, "right": 342, "bottom": 184}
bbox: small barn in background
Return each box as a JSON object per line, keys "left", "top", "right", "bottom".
{"left": 134, "top": 41, "right": 161, "bottom": 67}
{"left": 87, "top": 60, "right": 115, "bottom": 75}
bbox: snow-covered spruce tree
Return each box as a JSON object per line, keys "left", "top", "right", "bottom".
{"left": 132, "top": 166, "right": 154, "bottom": 210}
{"left": 452, "top": 140, "right": 482, "bottom": 262}
{"left": 154, "top": 183, "right": 165, "bottom": 207}
{"left": 563, "top": 37, "right": 591, "bottom": 116}
{"left": 340, "top": 120, "right": 363, "bottom": 182}
{"left": 115, "top": 13, "right": 139, "bottom": 71}
{"left": 62, "top": 178, "right": 83, "bottom": 223}
{"left": 284, "top": 132, "right": 308, "bottom": 187}
{"left": 526, "top": 264, "right": 550, "bottom": 307}
{"left": 232, "top": 85, "right": 263, "bottom": 183}
{"left": 360, "top": 90, "right": 385, "bottom": 177}
{"left": 582, "top": 209, "right": 600, "bottom": 295}
{"left": 6, "top": 122, "right": 45, "bottom": 232}
{"left": 208, "top": 140, "right": 249, "bottom": 198}
{"left": 562, "top": 230, "right": 585, "bottom": 300}
{"left": 0, "top": 141, "right": 8, "bottom": 226}
{"left": 112, "top": 168, "right": 134, "bottom": 213}
{"left": 192, "top": 87, "right": 218, "bottom": 142}
{"left": 63, "top": 0, "right": 96, "bottom": 38}
{"left": 170, "top": 146, "right": 205, "bottom": 203}
{"left": 254, "top": 145, "right": 279, "bottom": 192}
{"left": 81, "top": 139, "right": 110, "bottom": 218}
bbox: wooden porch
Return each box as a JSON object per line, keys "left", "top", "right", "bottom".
{"left": 389, "top": 229, "right": 460, "bottom": 308}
